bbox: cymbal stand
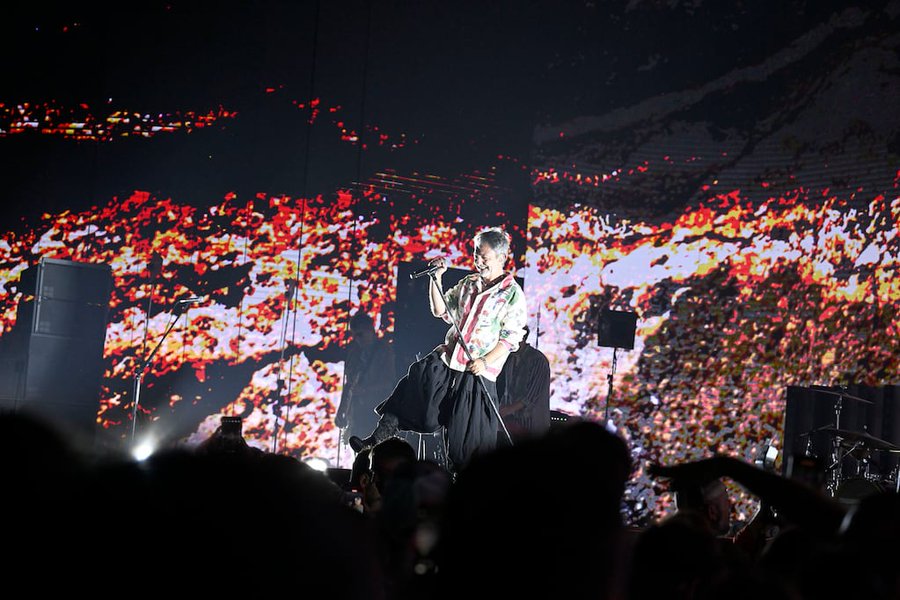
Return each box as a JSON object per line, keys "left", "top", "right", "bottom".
{"left": 826, "top": 390, "right": 845, "bottom": 496}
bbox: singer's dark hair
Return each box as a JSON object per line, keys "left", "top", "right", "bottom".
{"left": 474, "top": 227, "right": 511, "bottom": 257}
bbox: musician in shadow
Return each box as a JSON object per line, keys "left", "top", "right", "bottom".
{"left": 335, "top": 312, "right": 397, "bottom": 442}
{"left": 496, "top": 325, "right": 551, "bottom": 444}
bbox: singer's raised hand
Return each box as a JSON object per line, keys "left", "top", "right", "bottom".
{"left": 428, "top": 256, "right": 448, "bottom": 278}
{"left": 427, "top": 257, "right": 449, "bottom": 317}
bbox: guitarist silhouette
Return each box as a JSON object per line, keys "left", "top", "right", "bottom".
{"left": 335, "top": 312, "right": 396, "bottom": 440}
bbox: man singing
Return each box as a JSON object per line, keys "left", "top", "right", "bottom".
{"left": 349, "top": 227, "right": 527, "bottom": 469}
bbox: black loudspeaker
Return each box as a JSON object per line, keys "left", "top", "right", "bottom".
{"left": 3, "top": 258, "right": 112, "bottom": 441}
{"left": 598, "top": 309, "right": 637, "bottom": 350}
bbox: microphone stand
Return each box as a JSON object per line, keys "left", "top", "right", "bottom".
{"left": 130, "top": 304, "right": 187, "bottom": 444}
{"left": 271, "top": 281, "right": 296, "bottom": 454}
{"left": 604, "top": 346, "right": 619, "bottom": 428}
{"left": 429, "top": 272, "right": 514, "bottom": 446}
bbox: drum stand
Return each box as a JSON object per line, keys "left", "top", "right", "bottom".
{"left": 821, "top": 388, "right": 888, "bottom": 497}
{"left": 825, "top": 392, "right": 846, "bottom": 497}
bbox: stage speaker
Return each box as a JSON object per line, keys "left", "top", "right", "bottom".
{"left": 598, "top": 309, "right": 637, "bottom": 350}
{"left": 7, "top": 258, "right": 112, "bottom": 441}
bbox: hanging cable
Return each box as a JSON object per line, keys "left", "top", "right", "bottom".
{"left": 338, "top": 0, "right": 376, "bottom": 467}
{"left": 274, "top": 0, "right": 323, "bottom": 454}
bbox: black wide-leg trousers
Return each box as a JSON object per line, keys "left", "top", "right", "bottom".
{"left": 376, "top": 350, "right": 498, "bottom": 467}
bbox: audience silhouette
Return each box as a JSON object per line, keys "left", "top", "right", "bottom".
{"left": 5, "top": 405, "right": 899, "bottom": 600}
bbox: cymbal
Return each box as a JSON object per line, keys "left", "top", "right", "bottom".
{"left": 804, "top": 386, "right": 873, "bottom": 404}
{"left": 821, "top": 427, "right": 900, "bottom": 452}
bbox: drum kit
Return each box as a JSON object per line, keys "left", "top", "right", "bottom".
{"left": 799, "top": 387, "right": 900, "bottom": 501}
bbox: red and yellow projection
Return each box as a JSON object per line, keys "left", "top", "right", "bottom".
{"left": 526, "top": 173, "right": 899, "bottom": 517}
{"left": 0, "top": 101, "right": 238, "bottom": 141}
{"left": 0, "top": 158, "right": 897, "bottom": 521}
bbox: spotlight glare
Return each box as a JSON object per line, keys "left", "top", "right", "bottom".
{"left": 304, "top": 456, "right": 329, "bottom": 472}
{"left": 132, "top": 441, "right": 156, "bottom": 462}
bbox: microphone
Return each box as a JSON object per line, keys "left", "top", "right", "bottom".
{"left": 173, "top": 297, "right": 203, "bottom": 312}
{"left": 410, "top": 265, "right": 444, "bottom": 279}
{"left": 285, "top": 279, "right": 297, "bottom": 301}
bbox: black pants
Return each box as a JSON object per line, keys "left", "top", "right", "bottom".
{"left": 377, "top": 350, "right": 498, "bottom": 468}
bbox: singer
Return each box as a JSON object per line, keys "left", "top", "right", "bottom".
{"left": 348, "top": 227, "right": 527, "bottom": 469}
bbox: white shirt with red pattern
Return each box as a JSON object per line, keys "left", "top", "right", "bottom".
{"left": 437, "top": 272, "right": 527, "bottom": 381}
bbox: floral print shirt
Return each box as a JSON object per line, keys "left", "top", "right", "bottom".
{"left": 437, "top": 272, "right": 527, "bottom": 381}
